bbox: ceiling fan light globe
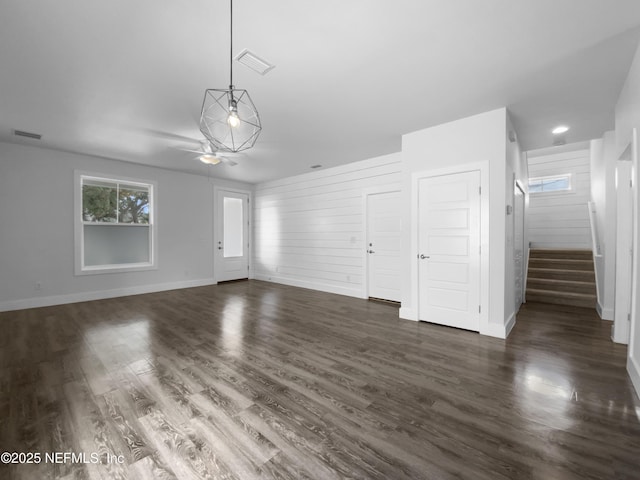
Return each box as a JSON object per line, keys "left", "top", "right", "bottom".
{"left": 199, "top": 154, "right": 221, "bottom": 165}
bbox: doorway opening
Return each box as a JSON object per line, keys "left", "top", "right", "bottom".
{"left": 215, "top": 189, "right": 250, "bottom": 283}
{"left": 365, "top": 190, "right": 401, "bottom": 303}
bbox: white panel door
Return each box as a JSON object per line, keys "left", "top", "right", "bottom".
{"left": 367, "top": 191, "right": 401, "bottom": 302}
{"left": 514, "top": 182, "right": 525, "bottom": 310}
{"left": 418, "top": 170, "right": 481, "bottom": 331}
{"left": 216, "top": 190, "right": 249, "bottom": 282}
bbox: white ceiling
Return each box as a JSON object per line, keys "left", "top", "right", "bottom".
{"left": 1, "top": 0, "right": 640, "bottom": 184}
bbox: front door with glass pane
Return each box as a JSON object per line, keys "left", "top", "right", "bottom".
{"left": 216, "top": 190, "right": 249, "bottom": 282}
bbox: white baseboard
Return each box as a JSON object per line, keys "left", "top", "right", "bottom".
{"left": 481, "top": 323, "right": 506, "bottom": 338}
{"left": 504, "top": 312, "right": 516, "bottom": 338}
{"left": 402, "top": 309, "right": 514, "bottom": 335}
{"left": 601, "top": 306, "right": 614, "bottom": 321}
{"left": 596, "top": 302, "right": 614, "bottom": 321}
{"left": 628, "top": 356, "right": 640, "bottom": 400}
{"left": 480, "top": 313, "right": 515, "bottom": 339}
{"left": 0, "top": 278, "right": 216, "bottom": 313}
{"left": 399, "top": 307, "right": 418, "bottom": 321}
{"left": 253, "top": 274, "right": 364, "bottom": 299}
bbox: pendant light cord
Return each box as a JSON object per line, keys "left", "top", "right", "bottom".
{"left": 229, "top": 0, "right": 233, "bottom": 88}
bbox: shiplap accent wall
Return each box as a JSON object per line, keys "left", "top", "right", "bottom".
{"left": 253, "top": 153, "right": 401, "bottom": 298}
{"left": 527, "top": 148, "right": 591, "bottom": 249}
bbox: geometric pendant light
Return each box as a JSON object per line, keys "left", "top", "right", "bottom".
{"left": 199, "top": 0, "right": 262, "bottom": 153}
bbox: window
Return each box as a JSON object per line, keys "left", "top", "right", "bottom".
{"left": 75, "top": 173, "right": 156, "bottom": 274}
{"left": 223, "top": 197, "right": 244, "bottom": 258}
{"left": 528, "top": 174, "right": 572, "bottom": 194}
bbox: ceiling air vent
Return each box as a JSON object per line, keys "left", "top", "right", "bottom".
{"left": 14, "top": 129, "right": 42, "bottom": 140}
{"left": 310, "top": 164, "right": 322, "bottom": 169}
{"left": 553, "top": 136, "right": 567, "bottom": 146}
{"left": 235, "top": 49, "right": 275, "bottom": 75}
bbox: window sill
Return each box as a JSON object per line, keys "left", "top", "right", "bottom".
{"left": 82, "top": 222, "right": 150, "bottom": 227}
{"left": 76, "top": 262, "right": 157, "bottom": 276}
{"left": 528, "top": 189, "right": 575, "bottom": 196}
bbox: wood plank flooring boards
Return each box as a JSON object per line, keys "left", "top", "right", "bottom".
{"left": 1, "top": 280, "right": 639, "bottom": 479}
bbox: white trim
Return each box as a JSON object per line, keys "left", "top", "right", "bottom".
{"left": 253, "top": 274, "right": 364, "bottom": 299}
{"left": 514, "top": 180, "right": 527, "bottom": 310}
{"left": 596, "top": 302, "right": 614, "bottom": 321}
{"left": 361, "top": 187, "right": 402, "bottom": 299}
{"left": 78, "top": 261, "right": 156, "bottom": 276}
{"left": 505, "top": 312, "right": 516, "bottom": 337}
{"left": 74, "top": 170, "right": 158, "bottom": 275}
{"left": 600, "top": 307, "right": 614, "bottom": 321}
{"left": 0, "top": 278, "right": 216, "bottom": 313}
{"left": 482, "top": 313, "right": 515, "bottom": 339}
{"left": 399, "top": 307, "right": 418, "bottom": 321}
{"left": 214, "top": 186, "right": 253, "bottom": 283}
{"left": 628, "top": 356, "right": 640, "bottom": 400}
{"left": 615, "top": 160, "right": 634, "bottom": 346}
{"left": 81, "top": 222, "right": 150, "bottom": 227}
{"left": 408, "top": 161, "right": 490, "bottom": 335}
{"left": 629, "top": 127, "right": 639, "bottom": 399}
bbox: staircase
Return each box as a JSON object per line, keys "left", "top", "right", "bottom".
{"left": 526, "top": 249, "right": 596, "bottom": 308}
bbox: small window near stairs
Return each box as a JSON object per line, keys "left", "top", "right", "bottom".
{"left": 528, "top": 174, "right": 572, "bottom": 194}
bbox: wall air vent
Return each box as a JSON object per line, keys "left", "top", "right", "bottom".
{"left": 235, "top": 49, "right": 275, "bottom": 75}
{"left": 14, "top": 129, "right": 42, "bottom": 140}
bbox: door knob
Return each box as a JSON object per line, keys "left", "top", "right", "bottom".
{"left": 368, "top": 250, "right": 375, "bottom": 254}
{"left": 420, "top": 254, "right": 429, "bottom": 259}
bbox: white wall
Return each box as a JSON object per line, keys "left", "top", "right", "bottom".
{"left": 253, "top": 153, "right": 402, "bottom": 298}
{"left": 401, "top": 108, "right": 511, "bottom": 338}
{"left": 504, "top": 114, "right": 528, "bottom": 327}
{"left": 589, "top": 138, "right": 605, "bottom": 314}
{"left": 527, "top": 148, "right": 592, "bottom": 249}
{"left": 0, "top": 141, "right": 251, "bottom": 311}
{"left": 616, "top": 41, "right": 640, "bottom": 398}
{"left": 616, "top": 42, "right": 640, "bottom": 158}
{"left": 590, "top": 132, "right": 617, "bottom": 320}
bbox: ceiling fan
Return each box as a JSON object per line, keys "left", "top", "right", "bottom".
{"left": 181, "top": 141, "right": 239, "bottom": 166}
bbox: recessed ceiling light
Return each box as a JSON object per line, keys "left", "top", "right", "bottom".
{"left": 552, "top": 125, "right": 569, "bottom": 135}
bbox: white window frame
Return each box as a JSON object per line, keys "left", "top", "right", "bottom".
{"left": 528, "top": 173, "right": 573, "bottom": 195}
{"left": 74, "top": 171, "right": 158, "bottom": 275}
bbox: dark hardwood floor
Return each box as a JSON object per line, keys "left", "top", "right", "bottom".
{"left": 1, "top": 280, "right": 639, "bottom": 479}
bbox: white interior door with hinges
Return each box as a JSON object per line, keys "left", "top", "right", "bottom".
{"left": 418, "top": 170, "right": 481, "bottom": 331}
{"left": 366, "top": 191, "right": 401, "bottom": 302}
{"left": 216, "top": 190, "right": 249, "bottom": 282}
